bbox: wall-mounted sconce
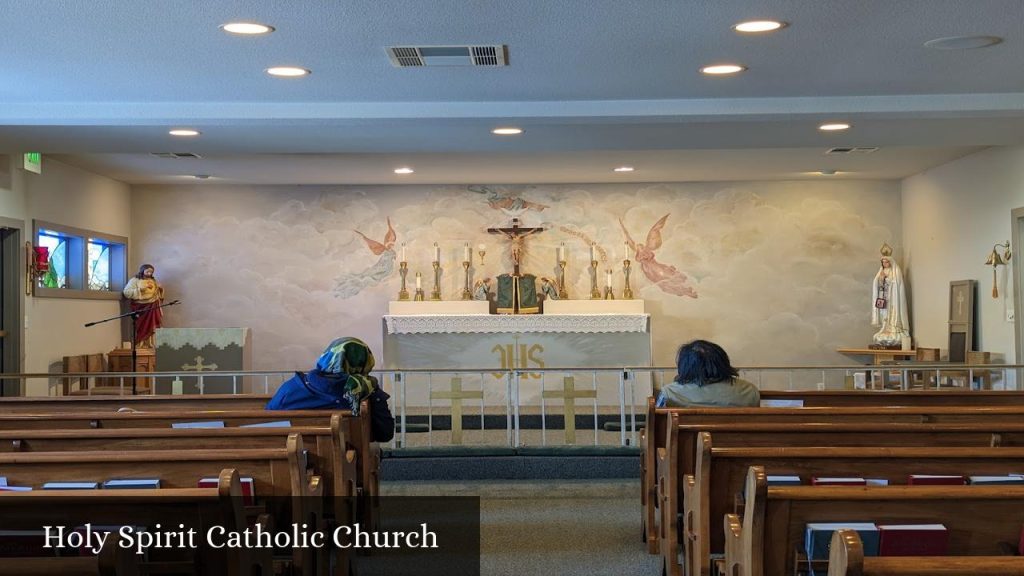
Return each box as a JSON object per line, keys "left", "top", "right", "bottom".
{"left": 25, "top": 242, "right": 49, "bottom": 295}
{"left": 984, "top": 240, "right": 1011, "bottom": 298}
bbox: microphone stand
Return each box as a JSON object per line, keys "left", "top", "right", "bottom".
{"left": 85, "top": 300, "right": 181, "bottom": 395}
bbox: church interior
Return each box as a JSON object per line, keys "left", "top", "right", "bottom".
{"left": 2, "top": 2, "right": 1024, "bottom": 575}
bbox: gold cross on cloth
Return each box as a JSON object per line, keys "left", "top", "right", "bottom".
{"left": 430, "top": 377, "right": 484, "bottom": 445}
{"left": 542, "top": 376, "right": 597, "bottom": 445}
{"left": 181, "top": 356, "right": 218, "bottom": 371}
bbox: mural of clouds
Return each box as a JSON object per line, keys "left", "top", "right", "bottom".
{"left": 131, "top": 180, "right": 899, "bottom": 371}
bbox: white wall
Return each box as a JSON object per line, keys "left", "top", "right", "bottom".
{"left": 902, "top": 146, "right": 1024, "bottom": 362}
{"left": 0, "top": 158, "right": 131, "bottom": 395}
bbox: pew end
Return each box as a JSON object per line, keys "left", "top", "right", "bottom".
{"left": 828, "top": 529, "right": 1024, "bottom": 576}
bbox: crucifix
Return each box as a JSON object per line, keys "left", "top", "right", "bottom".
{"left": 487, "top": 218, "right": 545, "bottom": 277}
{"left": 956, "top": 290, "right": 965, "bottom": 317}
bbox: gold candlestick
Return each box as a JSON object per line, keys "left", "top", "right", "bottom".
{"left": 430, "top": 261, "right": 442, "bottom": 300}
{"left": 398, "top": 261, "right": 410, "bottom": 300}
{"left": 622, "top": 259, "right": 634, "bottom": 299}
{"left": 557, "top": 260, "right": 569, "bottom": 299}
{"left": 604, "top": 270, "right": 616, "bottom": 300}
{"left": 461, "top": 261, "right": 472, "bottom": 300}
{"left": 414, "top": 272, "right": 424, "bottom": 301}
{"left": 590, "top": 260, "right": 601, "bottom": 299}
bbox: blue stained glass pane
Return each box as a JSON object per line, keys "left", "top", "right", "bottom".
{"left": 36, "top": 233, "right": 67, "bottom": 288}
{"left": 87, "top": 241, "right": 110, "bottom": 291}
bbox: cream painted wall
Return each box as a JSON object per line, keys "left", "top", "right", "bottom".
{"left": 0, "top": 156, "right": 26, "bottom": 220}
{"left": 132, "top": 181, "right": 900, "bottom": 376}
{"left": 902, "top": 146, "right": 1024, "bottom": 363}
{"left": 16, "top": 159, "right": 131, "bottom": 395}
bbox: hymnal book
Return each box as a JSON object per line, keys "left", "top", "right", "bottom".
{"left": 811, "top": 477, "right": 866, "bottom": 486}
{"left": 239, "top": 420, "right": 292, "bottom": 428}
{"left": 0, "top": 486, "right": 32, "bottom": 492}
{"left": 171, "top": 421, "right": 225, "bottom": 429}
{"left": 766, "top": 475, "right": 802, "bottom": 486}
{"left": 0, "top": 476, "right": 6, "bottom": 486}
{"left": 865, "top": 478, "right": 889, "bottom": 486}
{"left": 968, "top": 475, "right": 1024, "bottom": 485}
{"left": 0, "top": 531, "right": 51, "bottom": 558}
{"left": 43, "top": 481, "right": 100, "bottom": 490}
{"left": 877, "top": 524, "right": 948, "bottom": 556}
{"left": 199, "top": 476, "right": 254, "bottom": 505}
{"left": 908, "top": 474, "right": 965, "bottom": 485}
{"left": 805, "top": 522, "right": 879, "bottom": 561}
{"left": 102, "top": 478, "right": 161, "bottom": 489}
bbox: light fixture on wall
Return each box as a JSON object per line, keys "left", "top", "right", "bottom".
{"left": 25, "top": 242, "right": 49, "bottom": 295}
{"left": 984, "top": 241, "right": 1011, "bottom": 298}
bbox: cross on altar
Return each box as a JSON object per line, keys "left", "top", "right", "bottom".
{"left": 487, "top": 218, "right": 545, "bottom": 277}
{"left": 957, "top": 290, "right": 966, "bottom": 316}
{"left": 541, "top": 376, "right": 597, "bottom": 445}
{"left": 430, "top": 377, "right": 484, "bottom": 445}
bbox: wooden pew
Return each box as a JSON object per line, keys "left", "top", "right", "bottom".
{"left": 760, "top": 389, "right": 1024, "bottom": 407}
{"left": 0, "top": 435, "right": 323, "bottom": 575}
{"left": 724, "top": 466, "right": 1024, "bottom": 576}
{"left": 827, "top": 529, "right": 1024, "bottom": 576}
{"left": 678, "top": 433, "right": 1024, "bottom": 576}
{"left": 0, "top": 407, "right": 379, "bottom": 500}
{"left": 0, "top": 393, "right": 274, "bottom": 413}
{"left": 640, "top": 399, "right": 1024, "bottom": 553}
{"left": 0, "top": 539, "right": 139, "bottom": 576}
{"left": 0, "top": 469, "right": 265, "bottom": 576}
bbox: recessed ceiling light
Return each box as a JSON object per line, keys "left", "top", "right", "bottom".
{"left": 492, "top": 127, "right": 523, "bottom": 135}
{"left": 818, "top": 122, "right": 851, "bottom": 132}
{"left": 924, "top": 35, "right": 1002, "bottom": 50}
{"left": 194, "top": 174, "right": 211, "bottom": 180}
{"left": 613, "top": 166, "right": 635, "bottom": 172}
{"left": 220, "top": 22, "right": 275, "bottom": 35}
{"left": 700, "top": 64, "right": 746, "bottom": 75}
{"left": 168, "top": 129, "right": 200, "bottom": 137}
{"left": 394, "top": 167, "right": 414, "bottom": 174}
{"left": 817, "top": 169, "right": 838, "bottom": 176}
{"left": 266, "top": 66, "right": 311, "bottom": 77}
{"left": 733, "top": 20, "right": 786, "bottom": 33}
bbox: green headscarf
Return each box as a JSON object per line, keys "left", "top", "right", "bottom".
{"left": 315, "top": 337, "right": 377, "bottom": 415}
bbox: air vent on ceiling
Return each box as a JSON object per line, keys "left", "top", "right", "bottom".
{"left": 386, "top": 45, "right": 508, "bottom": 67}
{"left": 825, "top": 147, "right": 879, "bottom": 155}
{"left": 150, "top": 152, "right": 203, "bottom": 159}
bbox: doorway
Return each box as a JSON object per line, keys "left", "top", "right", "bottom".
{"left": 1012, "top": 207, "right": 1024, "bottom": 388}
{"left": 0, "top": 217, "right": 24, "bottom": 396}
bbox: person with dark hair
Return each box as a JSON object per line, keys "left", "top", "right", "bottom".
{"left": 122, "top": 264, "right": 164, "bottom": 348}
{"left": 266, "top": 337, "right": 395, "bottom": 442}
{"left": 656, "top": 340, "right": 760, "bottom": 407}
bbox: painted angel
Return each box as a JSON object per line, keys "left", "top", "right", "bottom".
{"left": 334, "top": 217, "right": 397, "bottom": 299}
{"left": 620, "top": 214, "right": 698, "bottom": 299}
{"left": 468, "top": 185, "right": 548, "bottom": 215}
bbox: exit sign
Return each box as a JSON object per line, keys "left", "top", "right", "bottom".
{"left": 23, "top": 153, "right": 42, "bottom": 174}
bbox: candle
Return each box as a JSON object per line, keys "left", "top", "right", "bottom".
{"left": 606, "top": 269, "right": 613, "bottom": 288}
{"left": 558, "top": 242, "right": 565, "bottom": 261}
{"left": 433, "top": 242, "right": 440, "bottom": 262}
{"left": 416, "top": 273, "right": 422, "bottom": 290}
{"left": 401, "top": 242, "right": 407, "bottom": 262}
{"left": 624, "top": 242, "right": 630, "bottom": 260}
{"left": 590, "top": 243, "right": 597, "bottom": 261}
{"left": 464, "top": 243, "right": 471, "bottom": 262}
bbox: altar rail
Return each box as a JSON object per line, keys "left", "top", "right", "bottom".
{"left": 2, "top": 363, "right": 1020, "bottom": 448}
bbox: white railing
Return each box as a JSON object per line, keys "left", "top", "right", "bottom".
{"left": 2, "top": 363, "right": 1021, "bottom": 449}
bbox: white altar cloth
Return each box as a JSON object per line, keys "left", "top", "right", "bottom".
{"left": 383, "top": 313, "right": 649, "bottom": 335}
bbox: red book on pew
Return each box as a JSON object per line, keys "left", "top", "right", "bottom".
{"left": 811, "top": 477, "right": 866, "bottom": 486}
{"left": 877, "top": 524, "right": 949, "bottom": 556}
{"left": 907, "top": 474, "right": 965, "bottom": 485}
{"left": 199, "top": 477, "right": 255, "bottom": 505}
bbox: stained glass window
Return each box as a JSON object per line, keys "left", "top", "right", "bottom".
{"left": 87, "top": 239, "right": 111, "bottom": 291}
{"left": 36, "top": 230, "right": 67, "bottom": 289}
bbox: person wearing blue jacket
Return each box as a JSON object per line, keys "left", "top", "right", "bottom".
{"left": 266, "top": 336, "right": 394, "bottom": 441}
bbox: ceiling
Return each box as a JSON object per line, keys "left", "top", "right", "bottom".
{"left": 3, "top": 0, "right": 1023, "bottom": 184}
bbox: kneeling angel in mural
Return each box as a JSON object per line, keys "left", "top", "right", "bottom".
{"left": 620, "top": 213, "right": 698, "bottom": 299}
{"left": 334, "top": 217, "right": 397, "bottom": 299}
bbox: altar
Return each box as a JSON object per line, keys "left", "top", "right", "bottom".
{"left": 382, "top": 301, "right": 652, "bottom": 406}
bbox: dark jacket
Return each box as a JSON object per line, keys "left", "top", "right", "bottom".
{"left": 266, "top": 369, "right": 395, "bottom": 442}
